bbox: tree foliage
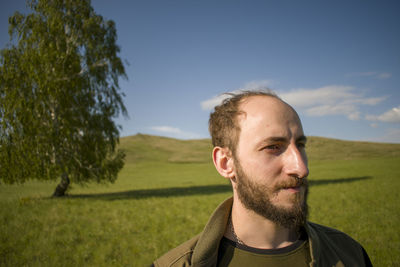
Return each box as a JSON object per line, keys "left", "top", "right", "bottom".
{"left": 0, "top": 0, "right": 127, "bottom": 196}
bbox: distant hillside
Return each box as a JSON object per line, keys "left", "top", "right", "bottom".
{"left": 306, "top": 136, "right": 400, "bottom": 161}
{"left": 119, "top": 134, "right": 400, "bottom": 163}
{"left": 119, "top": 134, "right": 213, "bottom": 164}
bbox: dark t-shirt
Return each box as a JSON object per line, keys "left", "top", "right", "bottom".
{"left": 217, "top": 233, "right": 311, "bottom": 267}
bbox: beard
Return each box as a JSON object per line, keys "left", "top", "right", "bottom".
{"left": 234, "top": 159, "right": 309, "bottom": 231}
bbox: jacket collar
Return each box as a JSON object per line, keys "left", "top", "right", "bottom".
{"left": 191, "top": 197, "right": 232, "bottom": 266}
{"left": 191, "top": 197, "right": 343, "bottom": 267}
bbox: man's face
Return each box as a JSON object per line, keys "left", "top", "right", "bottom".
{"left": 233, "top": 96, "right": 309, "bottom": 229}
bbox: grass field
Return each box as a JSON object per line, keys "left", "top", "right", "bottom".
{"left": 1, "top": 134, "right": 400, "bottom": 266}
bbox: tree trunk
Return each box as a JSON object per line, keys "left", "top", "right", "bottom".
{"left": 52, "top": 172, "right": 70, "bottom": 197}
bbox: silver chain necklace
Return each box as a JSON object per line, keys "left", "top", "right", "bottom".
{"left": 229, "top": 214, "right": 246, "bottom": 245}
{"left": 229, "top": 213, "right": 302, "bottom": 248}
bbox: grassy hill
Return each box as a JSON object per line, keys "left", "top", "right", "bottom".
{"left": 120, "top": 134, "right": 400, "bottom": 163}
{"left": 306, "top": 136, "right": 400, "bottom": 161}
{"left": 1, "top": 134, "right": 399, "bottom": 266}
{"left": 119, "top": 134, "right": 212, "bottom": 163}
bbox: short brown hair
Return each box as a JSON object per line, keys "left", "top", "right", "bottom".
{"left": 208, "top": 90, "right": 279, "bottom": 153}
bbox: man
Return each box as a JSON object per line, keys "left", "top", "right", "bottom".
{"left": 153, "top": 90, "right": 372, "bottom": 266}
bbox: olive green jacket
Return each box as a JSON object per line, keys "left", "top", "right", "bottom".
{"left": 153, "top": 198, "right": 371, "bottom": 267}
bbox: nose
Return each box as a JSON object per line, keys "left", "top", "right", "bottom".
{"left": 283, "top": 144, "right": 309, "bottom": 179}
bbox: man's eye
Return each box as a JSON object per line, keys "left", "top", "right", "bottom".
{"left": 265, "top": 144, "right": 280, "bottom": 150}
{"left": 297, "top": 142, "right": 306, "bottom": 149}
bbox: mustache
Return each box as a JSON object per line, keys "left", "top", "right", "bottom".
{"left": 278, "top": 177, "right": 308, "bottom": 189}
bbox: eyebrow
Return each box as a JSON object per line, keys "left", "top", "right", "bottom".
{"left": 297, "top": 135, "right": 308, "bottom": 143}
{"left": 259, "top": 135, "right": 308, "bottom": 144}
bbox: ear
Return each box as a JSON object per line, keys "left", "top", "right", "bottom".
{"left": 212, "top": 146, "right": 235, "bottom": 179}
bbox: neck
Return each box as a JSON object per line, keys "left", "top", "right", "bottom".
{"left": 225, "top": 195, "right": 300, "bottom": 249}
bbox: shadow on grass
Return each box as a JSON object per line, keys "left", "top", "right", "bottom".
{"left": 66, "top": 176, "right": 372, "bottom": 201}
{"left": 67, "top": 184, "right": 232, "bottom": 201}
{"left": 309, "top": 176, "right": 372, "bottom": 186}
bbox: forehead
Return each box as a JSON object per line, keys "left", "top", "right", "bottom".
{"left": 237, "top": 96, "right": 304, "bottom": 141}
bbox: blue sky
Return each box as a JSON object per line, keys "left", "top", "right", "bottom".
{"left": 1, "top": 0, "right": 399, "bottom": 142}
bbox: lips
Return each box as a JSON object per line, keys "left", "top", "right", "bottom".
{"left": 283, "top": 186, "right": 302, "bottom": 193}
{"left": 278, "top": 178, "right": 307, "bottom": 191}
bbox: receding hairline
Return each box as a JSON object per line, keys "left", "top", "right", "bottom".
{"left": 235, "top": 94, "right": 297, "bottom": 121}
{"left": 208, "top": 89, "right": 297, "bottom": 152}
{"left": 233, "top": 95, "right": 306, "bottom": 157}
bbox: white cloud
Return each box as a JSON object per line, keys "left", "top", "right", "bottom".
{"left": 200, "top": 92, "right": 235, "bottom": 111}
{"left": 150, "top": 126, "right": 201, "bottom": 139}
{"left": 200, "top": 80, "right": 274, "bottom": 110}
{"left": 279, "top": 86, "right": 385, "bottom": 120}
{"left": 201, "top": 82, "right": 388, "bottom": 123}
{"left": 305, "top": 105, "right": 360, "bottom": 121}
{"left": 366, "top": 106, "right": 400, "bottom": 123}
{"left": 306, "top": 104, "right": 355, "bottom": 117}
{"left": 353, "top": 96, "right": 387, "bottom": 105}
{"left": 279, "top": 86, "right": 355, "bottom": 108}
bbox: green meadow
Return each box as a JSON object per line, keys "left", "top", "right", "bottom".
{"left": 1, "top": 134, "right": 400, "bottom": 266}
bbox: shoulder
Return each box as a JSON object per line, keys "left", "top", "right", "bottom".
{"left": 307, "top": 221, "right": 360, "bottom": 246}
{"left": 307, "top": 221, "right": 350, "bottom": 235}
{"left": 306, "top": 222, "right": 372, "bottom": 266}
{"left": 153, "top": 235, "right": 200, "bottom": 267}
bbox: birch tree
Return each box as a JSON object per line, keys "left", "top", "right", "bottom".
{"left": 0, "top": 0, "right": 127, "bottom": 196}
